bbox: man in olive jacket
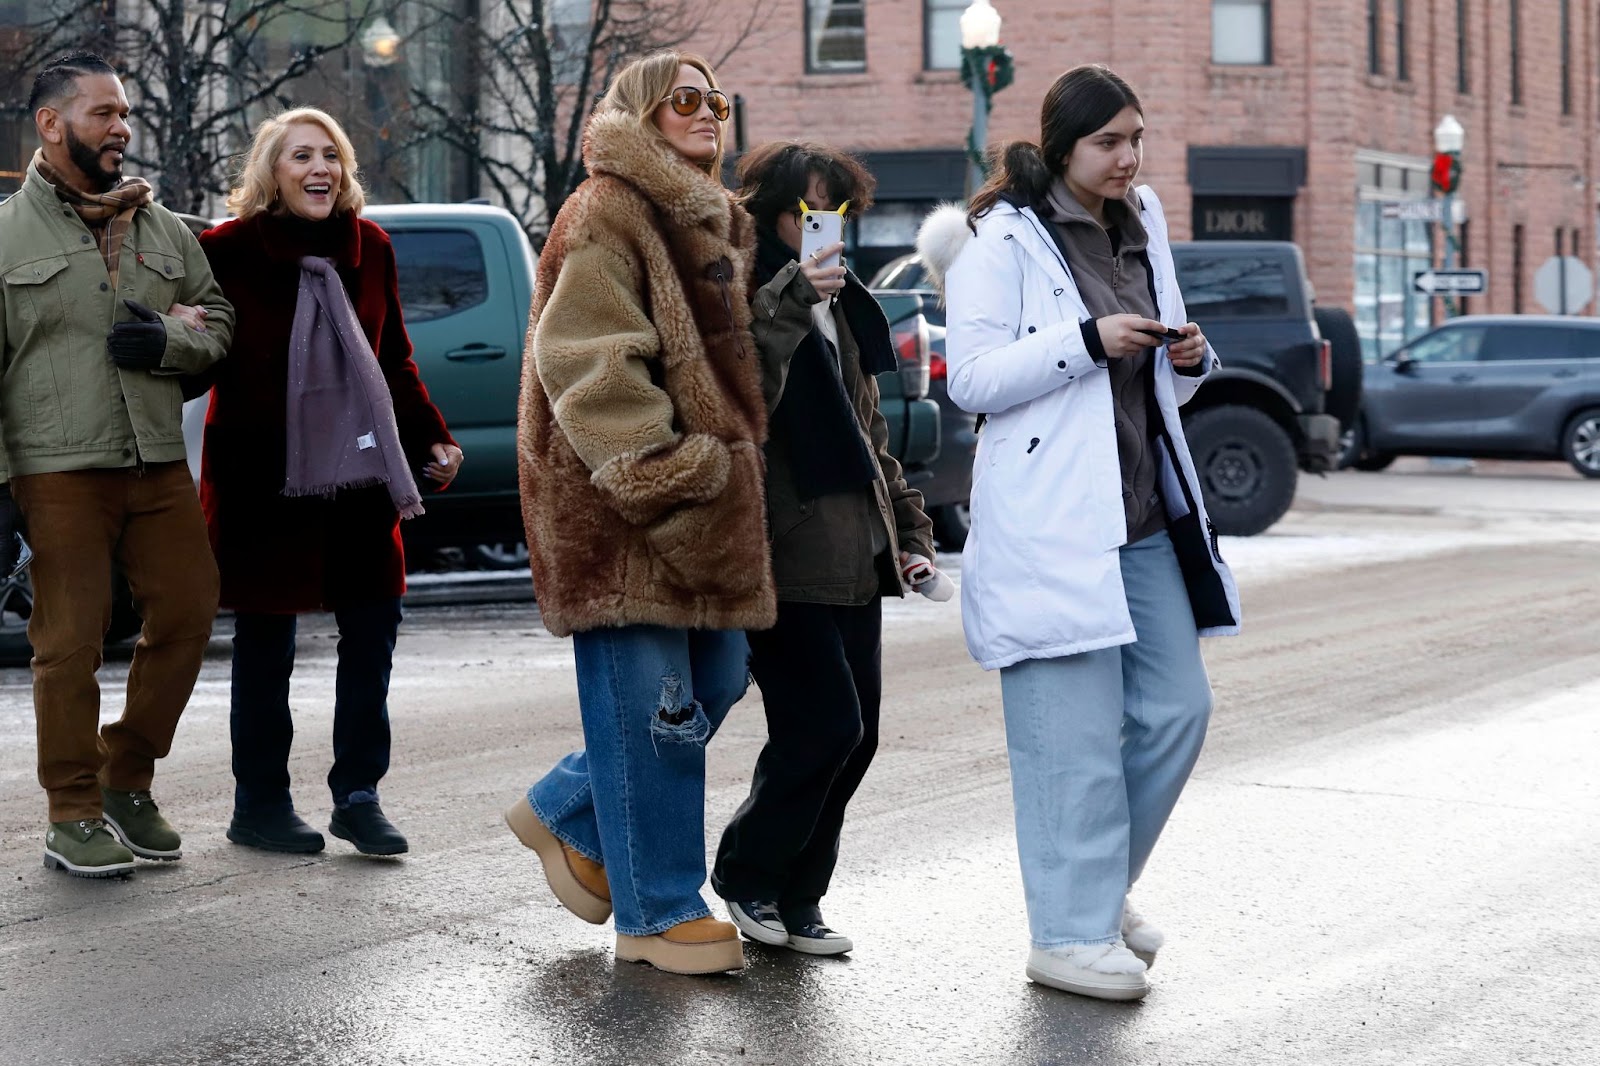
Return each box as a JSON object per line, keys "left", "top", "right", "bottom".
{"left": 0, "top": 53, "right": 233, "bottom": 878}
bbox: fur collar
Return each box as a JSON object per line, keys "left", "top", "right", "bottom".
{"left": 255, "top": 209, "right": 363, "bottom": 268}
{"left": 583, "top": 110, "right": 732, "bottom": 233}
{"left": 915, "top": 202, "right": 976, "bottom": 301}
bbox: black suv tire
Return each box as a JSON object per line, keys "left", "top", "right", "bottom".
{"left": 1313, "top": 306, "right": 1363, "bottom": 431}
{"left": 1183, "top": 405, "right": 1299, "bottom": 537}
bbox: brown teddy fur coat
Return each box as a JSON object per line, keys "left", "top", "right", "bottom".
{"left": 518, "top": 110, "right": 775, "bottom": 636}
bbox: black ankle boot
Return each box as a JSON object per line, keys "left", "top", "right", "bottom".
{"left": 227, "top": 808, "right": 326, "bottom": 854}
{"left": 329, "top": 802, "right": 408, "bottom": 855}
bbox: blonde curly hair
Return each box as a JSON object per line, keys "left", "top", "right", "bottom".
{"left": 226, "top": 107, "right": 366, "bottom": 219}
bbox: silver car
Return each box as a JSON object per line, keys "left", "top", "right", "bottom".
{"left": 1346, "top": 315, "right": 1600, "bottom": 477}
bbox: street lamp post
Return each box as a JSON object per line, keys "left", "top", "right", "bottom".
{"left": 959, "top": 1, "right": 1008, "bottom": 198}
{"left": 1432, "top": 114, "right": 1465, "bottom": 319}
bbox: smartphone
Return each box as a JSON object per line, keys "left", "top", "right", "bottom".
{"left": 799, "top": 198, "right": 848, "bottom": 271}
{"left": 1138, "top": 326, "right": 1187, "bottom": 342}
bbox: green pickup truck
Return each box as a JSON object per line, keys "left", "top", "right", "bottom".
{"left": 369, "top": 204, "right": 941, "bottom": 563}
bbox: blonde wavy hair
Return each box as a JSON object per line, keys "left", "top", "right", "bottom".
{"left": 598, "top": 51, "right": 726, "bottom": 177}
{"left": 226, "top": 107, "right": 366, "bottom": 219}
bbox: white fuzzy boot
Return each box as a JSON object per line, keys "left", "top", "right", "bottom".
{"left": 1121, "top": 899, "right": 1165, "bottom": 966}
{"left": 1026, "top": 942, "right": 1149, "bottom": 1001}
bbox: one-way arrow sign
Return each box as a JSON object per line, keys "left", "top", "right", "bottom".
{"left": 1413, "top": 268, "right": 1488, "bottom": 296}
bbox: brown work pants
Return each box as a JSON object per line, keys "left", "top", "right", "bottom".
{"left": 11, "top": 462, "right": 219, "bottom": 822}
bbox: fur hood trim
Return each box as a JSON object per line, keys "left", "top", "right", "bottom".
{"left": 915, "top": 202, "right": 976, "bottom": 300}
{"left": 583, "top": 110, "right": 732, "bottom": 233}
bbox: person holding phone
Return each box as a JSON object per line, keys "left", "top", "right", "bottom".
{"left": 711, "top": 142, "right": 943, "bottom": 956}
{"left": 503, "top": 51, "right": 775, "bottom": 977}
{"left": 917, "top": 65, "right": 1240, "bottom": 1000}
{"left": 196, "top": 107, "right": 461, "bottom": 858}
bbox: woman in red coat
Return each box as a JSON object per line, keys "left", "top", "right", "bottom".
{"left": 197, "top": 107, "right": 462, "bottom": 856}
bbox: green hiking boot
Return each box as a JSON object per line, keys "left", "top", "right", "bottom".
{"left": 101, "top": 789, "right": 183, "bottom": 861}
{"left": 43, "top": 819, "right": 136, "bottom": 878}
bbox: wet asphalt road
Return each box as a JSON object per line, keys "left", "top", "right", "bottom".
{"left": 1, "top": 462, "right": 1597, "bottom": 1066}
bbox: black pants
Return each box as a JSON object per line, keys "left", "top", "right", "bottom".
{"left": 713, "top": 598, "right": 882, "bottom": 915}
{"left": 229, "top": 599, "right": 403, "bottom": 813}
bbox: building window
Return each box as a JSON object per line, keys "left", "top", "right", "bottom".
{"left": 1513, "top": 224, "right": 1525, "bottom": 312}
{"left": 1560, "top": 0, "right": 1572, "bottom": 114}
{"left": 1367, "top": 0, "right": 1382, "bottom": 75}
{"left": 924, "top": 0, "right": 963, "bottom": 70}
{"left": 806, "top": 0, "right": 867, "bottom": 73}
{"left": 550, "top": 0, "right": 592, "bottom": 84}
{"left": 1509, "top": 0, "right": 1522, "bottom": 106}
{"left": 1355, "top": 157, "right": 1433, "bottom": 361}
{"left": 1395, "top": 1, "right": 1410, "bottom": 81}
{"left": 1212, "top": 1, "right": 1271, "bottom": 65}
{"left": 1456, "top": 0, "right": 1469, "bottom": 94}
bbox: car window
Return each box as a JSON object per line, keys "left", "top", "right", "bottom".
{"left": 388, "top": 229, "right": 490, "bottom": 322}
{"left": 1478, "top": 325, "right": 1577, "bottom": 362}
{"left": 1171, "top": 252, "right": 1292, "bottom": 318}
{"left": 1402, "top": 325, "right": 1486, "bottom": 363}
{"left": 875, "top": 258, "right": 929, "bottom": 290}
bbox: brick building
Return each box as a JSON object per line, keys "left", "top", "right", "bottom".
{"left": 717, "top": 1, "right": 1600, "bottom": 357}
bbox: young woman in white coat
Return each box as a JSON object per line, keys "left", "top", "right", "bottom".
{"left": 917, "top": 64, "right": 1240, "bottom": 1001}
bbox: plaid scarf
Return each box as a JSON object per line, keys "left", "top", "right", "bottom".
{"left": 33, "top": 148, "right": 154, "bottom": 288}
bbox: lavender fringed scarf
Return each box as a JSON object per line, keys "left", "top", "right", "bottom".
{"left": 282, "top": 256, "right": 424, "bottom": 519}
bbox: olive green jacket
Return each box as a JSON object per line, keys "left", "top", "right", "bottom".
{"left": 0, "top": 162, "right": 233, "bottom": 483}
{"left": 752, "top": 260, "right": 935, "bottom": 605}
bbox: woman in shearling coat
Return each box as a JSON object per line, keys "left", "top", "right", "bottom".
{"left": 919, "top": 65, "right": 1240, "bottom": 1002}
{"left": 502, "top": 51, "right": 773, "bottom": 977}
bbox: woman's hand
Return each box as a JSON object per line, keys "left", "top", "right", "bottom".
{"left": 423, "top": 443, "right": 463, "bottom": 486}
{"left": 1166, "top": 322, "right": 1207, "bottom": 368}
{"left": 167, "top": 302, "right": 208, "bottom": 333}
{"left": 800, "top": 242, "right": 847, "bottom": 299}
{"left": 1095, "top": 314, "right": 1171, "bottom": 358}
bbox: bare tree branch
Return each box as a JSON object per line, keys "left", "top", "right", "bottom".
{"left": 399, "top": 0, "right": 779, "bottom": 243}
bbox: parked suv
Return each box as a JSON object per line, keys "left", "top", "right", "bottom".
{"left": 1343, "top": 315, "right": 1600, "bottom": 477}
{"left": 871, "top": 241, "right": 1349, "bottom": 536}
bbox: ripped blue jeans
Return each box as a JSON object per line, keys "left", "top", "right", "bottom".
{"left": 528, "top": 625, "right": 750, "bottom": 936}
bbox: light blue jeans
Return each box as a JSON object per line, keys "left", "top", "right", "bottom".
{"left": 528, "top": 625, "right": 750, "bottom": 937}
{"left": 999, "top": 530, "right": 1213, "bottom": 949}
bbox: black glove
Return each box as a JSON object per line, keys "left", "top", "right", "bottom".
{"left": 106, "top": 299, "right": 168, "bottom": 370}
{"left": 0, "top": 484, "right": 24, "bottom": 579}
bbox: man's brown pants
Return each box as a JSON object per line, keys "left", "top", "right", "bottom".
{"left": 11, "top": 463, "right": 219, "bottom": 822}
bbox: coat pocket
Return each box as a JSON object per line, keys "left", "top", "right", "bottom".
{"left": 4, "top": 256, "right": 71, "bottom": 330}
{"left": 645, "top": 440, "right": 768, "bottom": 597}
{"left": 128, "top": 248, "right": 186, "bottom": 311}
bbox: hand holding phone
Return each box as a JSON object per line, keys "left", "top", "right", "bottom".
{"left": 1137, "top": 325, "right": 1188, "bottom": 342}
{"left": 799, "top": 198, "right": 849, "bottom": 271}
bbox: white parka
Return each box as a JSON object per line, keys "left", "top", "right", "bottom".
{"left": 918, "top": 187, "right": 1240, "bottom": 670}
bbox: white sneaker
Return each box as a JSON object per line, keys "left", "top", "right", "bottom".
{"left": 1026, "top": 943, "right": 1149, "bottom": 1001}
{"left": 1121, "top": 899, "right": 1165, "bottom": 966}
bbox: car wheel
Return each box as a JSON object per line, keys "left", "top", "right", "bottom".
{"left": 1183, "top": 405, "right": 1299, "bottom": 537}
{"left": 1313, "top": 306, "right": 1364, "bottom": 432}
{"left": 470, "top": 541, "right": 530, "bottom": 570}
{"left": 1336, "top": 415, "right": 1396, "bottom": 472}
{"left": 0, "top": 572, "right": 36, "bottom": 667}
{"left": 931, "top": 502, "right": 970, "bottom": 552}
{"left": 1351, "top": 451, "right": 1396, "bottom": 472}
{"left": 1561, "top": 408, "right": 1600, "bottom": 478}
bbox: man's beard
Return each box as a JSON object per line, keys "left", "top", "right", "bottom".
{"left": 64, "top": 124, "right": 122, "bottom": 193}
